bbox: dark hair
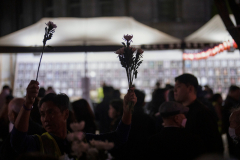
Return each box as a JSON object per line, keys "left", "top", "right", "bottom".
{"left": 212, "top": 93, "right": 222, "bottom": 102}
{"left": 110, "top": 99, "right": 123, "bottom": 115}
{"left": 134, "top": 89, "right": 145, "bottom": 112}
{"left": 72, "top": 99, "right": 95, "bottom": 122}
{"left": 38, "top": 87, "right": 46, "bottom": 98}
{"left": 39, "top": 93, "right": 69, "bottom": 111}
{"left": 229, "top": 85, "right": 240, "bottom": 92}
{"left": 175, "top": 73, "right": 199, "bottom": 92}
{"left": 2, "top": 85, "right": 10, "bottom": 90}
{"left": 167, "top": 89, "right": 175, "bottom": 101}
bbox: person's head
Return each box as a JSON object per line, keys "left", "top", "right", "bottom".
{"left": 72, "top": 99, "right": 95, "bottom": 122}
{"left": 212, "top": 93, "right": 223, "bottom": 105}
{"left": 1, "top": 85, "right": 11, "bottom": 95}
{"left": 8, "top": 98, "right": 25, "bottom": 124}
{"left": 113, "top": 89, "right": 121, "bottom": 99}
{"left": 228, "top": 85, "right": 240, "bottom": 101}
{"left": 159, "top": 101, "right": 189, "bottom": 128}
{"left": 229, "top": 109, "right": 240, "bottom": 140}
{"left": 174, "top": 74, "right": 198, "bottom": 104}
{"left": 134, "top": 89, "right": 145, "bottom": 112}
{"left": 103, "top": 86, "right": 114, "bottom": 98}
{"left": 45, "top": 86, "right": 56, "bottom": 95}
{"left": 38, "top": 87, "right": 46, "bottom": 98}
{"left": 108, "top": 99, "right": 123, "bottom": 119}
{"left": 39, "top": 93, "right": 69, "bottom": 134}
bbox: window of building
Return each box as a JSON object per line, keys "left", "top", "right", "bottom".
{"left": 68, "top": 0, "right": 81, "bottom": 17}
{"left": 158, "top": 0, "right": 182, "bottom": 22}
{"left": 100, "top": 0, "right": 114, "bottom": 16}
{"left": 44, "top": 0, "right": 54, "bottom": 17}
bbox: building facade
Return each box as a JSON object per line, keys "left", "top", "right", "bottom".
{"left": 0, "top": 0, "right": 214, "bottom": 39}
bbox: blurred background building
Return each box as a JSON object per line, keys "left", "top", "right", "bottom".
{"left": 0, "top": 0, "right": 214, "bottom": 39}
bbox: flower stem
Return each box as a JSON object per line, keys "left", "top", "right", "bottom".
{"left": 36, "top": 44, "right": 45, "bottom": 81}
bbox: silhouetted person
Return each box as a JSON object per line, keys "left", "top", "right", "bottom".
{"left": 174, "top": 73, "right": 223, "bottom": 154}
{"left": 72, "top": 99, "right": 96, "bottom": 134}
{"left": 38, "top": 87, "right": 46, "bottom": 98}
{"left": 95, "top": 86, "right": 114, "bottom": 133}
{"left": 212, "top": 93, "right": 223, "bottom": 133}
{"left": 0, "top": 98, "right": 43, "bottom": 160}
{"left": 147, "top": 101, "right": 204, "bottom": 160}
{"left": 108, "top": 99, "right": 123, "bottom": 131}
{"left": 222, "top": 85, "right": 240, "bottom": 158}
{"left": 120, "top": 89, "right": 156, "bottom": 160}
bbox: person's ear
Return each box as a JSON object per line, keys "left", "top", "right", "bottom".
{"left": 63, "top": 109, "right": 69, "bottom": 121}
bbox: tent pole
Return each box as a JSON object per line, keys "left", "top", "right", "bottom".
{"left": 182, "top": 45, "right": 185, "bottom": 73}
{"left": 84, "top": 51, "right": 88, "bottom": 78}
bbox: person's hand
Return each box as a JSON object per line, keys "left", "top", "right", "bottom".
{"left": 25, "top": 80, "right": 39, "bottom": 108}
{"left": 123, "top": 87, "right": 137, "bottom": 114}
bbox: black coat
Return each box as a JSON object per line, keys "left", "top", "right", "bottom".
{"left": 223, "top": 96, "right": 240, "bottom": 158}
{"left": 147, "top": 127, "right": 204, "bottom": 160}
{"left": 186, "top": 99, "right": 224, "bottom": 154}
{"left": 0, "top": 119, "right": 44, "bottom": 160}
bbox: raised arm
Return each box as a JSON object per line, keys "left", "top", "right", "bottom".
{"left": 86, "top": 88, "right": 137, "bottom": 147}
{"left": 121, "top": 87, "right": 137, "bottom": 125}
{"left": 15, "top": 80, "right": 39, "bottom": 132}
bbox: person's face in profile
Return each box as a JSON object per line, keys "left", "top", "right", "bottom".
{"left": 40, "top": 101, "right": 69, "bottom": 135}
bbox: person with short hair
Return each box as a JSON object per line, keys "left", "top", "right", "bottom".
{"left": 223, "top": 85, "right": 240, "bottom": 158}
{"left": 11, "top": 80, "right": 137, "bottom": 158}
{"left": 147, "top": 101, "right": 204, "bottom": 160}
{"left": 174, "top": 73, "right": 223, "bottom": 154}
{"left": 109, "top": 99, "right": 123, "bottom": 131}
{"left": 0, "top": 98, "right": 43, "bottom": 160}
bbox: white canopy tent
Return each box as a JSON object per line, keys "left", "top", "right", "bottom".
{"left": 185, "top": 14, "right": 236, "bottom": 44}
{"left": 0, "top": 17, "right": 181, "bottom": 52}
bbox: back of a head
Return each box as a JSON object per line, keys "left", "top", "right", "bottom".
{"left": 72, "top": 99, "right": 94, "bottom": 122}
{"left": 212, "top": 93, "right": 222, "bottom": 102}
{"left": 110, "top": 99, "right": 123, "bottom": 115}
{"left": 38, "top": 87, "right": 46, "bottom": 98}
{"left": 175, "top": 73, "right": 199, "bottom": 93}
{"left": 134, "top": 89, "right": 145, "bottom": 112}
{"left": 229, "top": 85, "right": 240, "bottom": 93}
{"left": 8, "top": 98, "right": 25, "bottom": 114}
{"left": 39, "top": 93, "right": 69, "bottom": 111}
{"left": 103, "top": 86, "right": 113, "bottom": 98}
{"left": 2, "top": 85, "right": 10, "bottom": 90}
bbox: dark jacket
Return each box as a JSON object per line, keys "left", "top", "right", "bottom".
{"left": 117, "top": 112, "right": 156, "bottom": 160}
{"left": 186, "top": 99, "right": 223, "bottom": 154}
{"left": 222, "top": 96, "right": 240, "bottom": 158}
{"left": 0, "top": 119, "right": 44, "bottom": 160}
{"left": 147, "top": 127, "right": 204, "bottom": 160}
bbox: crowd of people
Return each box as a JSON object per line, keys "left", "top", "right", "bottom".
{"left": 0, "top": 73, "right": 240, "bottom": 160}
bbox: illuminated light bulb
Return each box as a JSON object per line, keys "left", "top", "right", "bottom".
{"left": 219, "top": 44, "right": 224, "bottom": 52}
{"left": 212, "top": 48, "right": 217, "bottom": 55}
{"left": 215, "top": 46, "right": 220, "bottom": 53}
{"left": 196, "top": 53, "right": 201, "bottom": 60}
{"left": 227, "top": 41, "right": 231, "bottom": 50}
{"left": 233, "top": 41, "right": 238, "bottom": 49}
{"left": 208, "top": 49, "right": 213, "bottom": 56}
{"left": 183, "top": 53, "right": 187, "bottom": 60}
{"left": 206, "top": 50, "right": 210, "bottom": 57}
{"left": 223, "top": 42, "right": 228, "bottom": 50}
{"left": 190, "top": 54, "right": 194, "bottom": 60}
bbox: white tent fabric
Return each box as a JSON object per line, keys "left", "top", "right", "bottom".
{"left": 185, "top": 15, "right": 236, "bottom": 43}
{"left": 0, "top": 17, "right": 180, "bottom": 47}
